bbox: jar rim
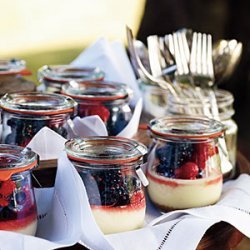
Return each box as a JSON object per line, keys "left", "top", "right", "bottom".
{"left": 149, "top": 115, "right": 225, "bottom": 140}
{"left": 0, "top": 59, "right": 26, "bottom": 75}
{"left": 61, "top": 81, "right": 131, "bottom": 101}
{"left": 65, "top": 137, "right": 147, "bottom": 165}
{"left": 38, "top": 65, "right": 105, "bottom": 83}
{"left": 0, "top": 144, "right": 38, "bottom": 181}
{"left": 0, "top": 92, "right": 77, "bottom": 115}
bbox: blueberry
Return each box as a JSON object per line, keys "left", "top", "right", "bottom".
{"left": 155, "top": 142, "right": 194, "bottom": 176}
{"left": 15, "top": 191, "right": 26, "bottom": 205}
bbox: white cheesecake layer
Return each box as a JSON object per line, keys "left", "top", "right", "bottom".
{"left": 92, "top": 206, "right": 145, "bottom": 234}
{"left": 147, "top": 168, "right": 222, "bottom": 210}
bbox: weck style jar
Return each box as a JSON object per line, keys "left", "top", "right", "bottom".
{"left": 0, "top": 144, "right": 38, "bottom": 235}
{"left": 0, "top": 59, "right": 36, "bottom": 96}
{"left": 147, "top": 116, "right": 225, "bottom": 212}
{"left": 167, "top": 89, "right": 238, "bottom": 177}
{"left": 37, "top": 65, "right": 105, "bottom": 93}
{"left": 62, "top": 81, "right": 133, "bottom": 135}
{"left": 65, "top": 137, "right": 148, "bottom": 234}
{"left": 0, "top": 92, "right": 77, "bottom": 146}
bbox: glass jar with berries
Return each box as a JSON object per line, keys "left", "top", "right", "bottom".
{"left": 167, "top": 89, "right": 238, "bottom": 178}
{"left": 62, "top": 81, "right": 133, "bottom": 135}
{"left": 37, "top": 65, "right": 105, "bottom": 93}
{"left": 0, "top": 92, "right": 77, "bottom": 147}
{"left": 65, "top": 137, "right": 148, "bottom": 234}
{"left": 0, "top": 59, "right": 36, "bottom": 96}
{"left": 147, "top": 116, "right": 225, "bottom": 212}
{"left": 0, "top": 144, "right": 38, "bottom": 235}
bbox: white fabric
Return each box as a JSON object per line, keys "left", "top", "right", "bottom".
{"left": 71, "top": 38, "right": 141, "bottom": 105}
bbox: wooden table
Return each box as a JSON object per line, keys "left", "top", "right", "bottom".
{"left": 33, "top": 129, "right": 250, "bottom": 250}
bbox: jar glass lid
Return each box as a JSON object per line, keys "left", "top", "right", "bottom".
{"left": 149, "top": 116, "right": 225, "bottom": 140}
{"left": 38, "top": 65, "right": 105, "bottom": 83}
{"left": 0, "top": 92, "right": 77, "bottom": 115}
{"left": 0, "top": 144, "right": 38, "bottom": 181}
{"left": 0, "top": 59, "right": 26, "bottom": 75}
{"left": 62, "top": 81, "right": 131, "bottom": 101}
{"left": 65, "top": 137, "right": 147, "bottom": 165}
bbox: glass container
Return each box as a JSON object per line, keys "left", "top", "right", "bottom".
{"left": 0, "top": 59, "right": 35, "bottom": 96}
{"left": 0, "top": 92, "right": 77, "bottom": 146}
{"left": 167, "top": 89, "right": 237, "bottom": 177}
{"left": 0, "top": 144, "right": 38, "bottom": 235}
{"left": 38, "top": 65, "right": 105, "bottom": 93}
{"left": 62, "top": 81, "right": 132, "bottom": 135}
{"left": 65, "top": 136, "right": 147, "bottom": 234}
{"left": 147, "top": 116, "right": 225, "bottom": 212}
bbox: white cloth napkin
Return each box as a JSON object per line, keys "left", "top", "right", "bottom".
{"left": 71, "top": 38, "right": 141, "bottom": 105}
{"left": 68, "top": 97, "right": 142, "bottom": 139}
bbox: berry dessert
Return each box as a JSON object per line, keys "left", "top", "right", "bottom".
{"left": 0, "top": 92, "right": 77, "bottom": 146}
{"left": 147, "top": 116, "right": 225, "bottom": 211}
{"left": 0, "top": 145, "right": 38, "bottom": 235}
{"left": 65, "top": 137, "right": 148, "bottom": 234}
{"left": 62, "top": 81, "right": 132, "bottom": 135}
{"left": 80, "top": 169, "right": 145, "bottom": 234}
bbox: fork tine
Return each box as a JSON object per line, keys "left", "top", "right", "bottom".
{"left": 190, "top": 32, "right": 197, "bottom": 75}
{"left": 177, "top": 32, "right": 189, "bottom": 75}
{"left": 207, "top": 34, "right": 214, "bottom": 81}
{"left": 202, "top": 33, "right": 207, "bottom": 76}
{"left": 173, "top": 32, "right": 184, "bottom": 75}
{"left": 196, "top": 33, "right": 202, "bottom": 75}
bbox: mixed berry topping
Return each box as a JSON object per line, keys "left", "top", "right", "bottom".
{"left": 0, "top": 179, "right": 36, "bottom": 224}
{"left": 77, "top": 102, "right": 131, "bottom": 136}
{"left": 80, "top": 169, "right": 144, "bottom": 207}
{"left": 155, "top": 142, "right": 217, "bottom": 180}
{"left": 4, "top": 117, "right": 68, "bottom": 146}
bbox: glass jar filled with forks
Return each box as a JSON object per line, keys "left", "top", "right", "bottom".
{"left": 167, "top": 88, "right": 237, "bottom": 178}
{"left": 0, "top": 92, "right": 77, "bottom": 146}
{"left": 62, "top": 81, "right": 133, "bottom": 135}
{"left": 37, "top": 65, "right": 105, "bottom": 93}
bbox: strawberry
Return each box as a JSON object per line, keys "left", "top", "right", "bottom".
{"left": 175, "top": 162, "right": 199, "bottom": 179}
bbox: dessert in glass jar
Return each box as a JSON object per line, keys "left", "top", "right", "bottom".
{"left": 62, "top": 81, "right": 133, "bottom": 135}
{"left": 37, "top": 65, "right": 105, "bottom": 93}
{"left": 167, "top": 89, "right": 238, "bottom": 178}
{"left": 65, "top": 137, "right": 148, "bottom": 234}
{"left": 0, "top": 144, "right": 38, "bottom": 235}
{"left": 0, "top": 92, "right": 77, "bottom": 146}
{"left": 147, "top": 116, "right": 225, "bottom": 211}
{"left": 0, "top": 59, "right": 36, "bottom": 96}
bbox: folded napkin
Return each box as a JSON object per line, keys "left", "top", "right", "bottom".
{"left": 71, "top": 38, "right": 141, "bottom": 105}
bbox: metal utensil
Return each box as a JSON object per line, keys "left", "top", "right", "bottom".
{"left": 213, "top": 39, "right": 242, "bottom": 84}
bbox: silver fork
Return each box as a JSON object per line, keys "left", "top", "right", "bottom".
{"left": 126, "top": 26, "right": 179, "bottom": 99}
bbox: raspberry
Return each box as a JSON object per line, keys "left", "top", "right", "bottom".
{"left": 175, "top": 162, "right": 199, "bottom": 179}
{"left": 130, "top": 190, "right": 145, "bottom": 205}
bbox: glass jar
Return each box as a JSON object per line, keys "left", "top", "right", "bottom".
{"left": 147, "top": 116, "right": 225, "bottom": 212}
{"left": 0, "top": 92, "right": 77, "bottom": 146}
{"left": 0, "top": 59, "right": 36, "bottom": 96}
{"left": 62, "top": 81, "right": 133, "bottom": 135}
{"left": 139, "top": 80, "right": 169, "bottom": 123}
{"left": 65, "top": 137, "right": 148, "bottom": 234}
{"left": 167, "top": 89, "right": 237, "bottom": 176}
{"left": 37, "top": 65, "right": 105, "bottom": 93}
{"left": 0, "top": 144, "right": 38, "bottom": 235}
